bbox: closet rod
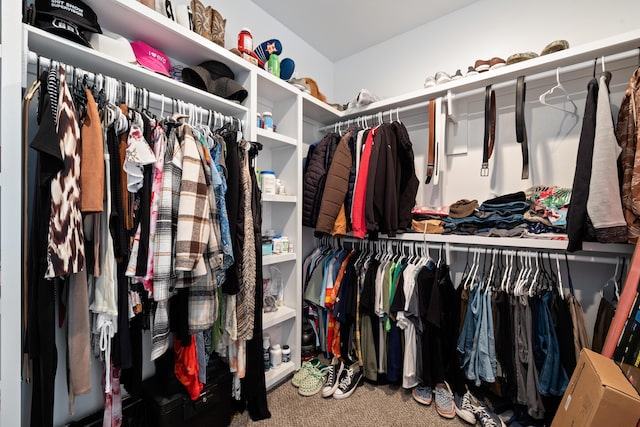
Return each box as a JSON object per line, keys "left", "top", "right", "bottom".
{"left": 319, "top": 46, "right": 640, "bottom": 133}
{"left": 26, "top": 51, "right": 243, "bottom": 129}
{"left": 329, "top": 235, "right": 627, "bottom": 265}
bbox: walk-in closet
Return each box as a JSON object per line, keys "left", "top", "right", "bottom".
{"left": 3, "top": 0, "right": 640, "bottom": 426}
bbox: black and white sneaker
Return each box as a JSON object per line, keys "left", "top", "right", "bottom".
{"left": 333, "top": 362, "right": 362, "bottom": 400}
{"left": 321, "top": 357, "right": 345, "bottom": 398}
{"left": 468, "top": 392, "right": 507, "bottom": 427}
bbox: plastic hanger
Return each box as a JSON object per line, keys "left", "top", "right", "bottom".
{"left": 602, "top": 257, "right": 622, "bottom": 303}
{"left": 539, "top": 67, "right": 578, "bottom": 115}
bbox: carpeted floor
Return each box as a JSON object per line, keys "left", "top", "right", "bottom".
{"left": 230, "top": 378, "right": 469, "bottom": 426}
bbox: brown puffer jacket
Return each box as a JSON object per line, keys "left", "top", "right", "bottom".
{"left": 315, "top": 131, "right": 353, "bottom": 234}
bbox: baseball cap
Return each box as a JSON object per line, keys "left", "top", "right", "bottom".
{"left": 182, "top": 60, "right": 248, "bottom": 103}
{"left": 130, "top": 40, "right": 172, "bottom": 77}
{"left": 88, "top": 31, "right": 136, "bottom": 64}
{"left": 34, "top": 0, "right": 101, "bottom": 47}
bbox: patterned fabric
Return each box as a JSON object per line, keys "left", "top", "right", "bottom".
{"left": 150, "top": 128, "right": 180, "bottom": 360}
{"left": 45, "top": 66, "right": 85, "bottom": 278}
{"left": 211, "top": 135, "right": 234, "bottom": 284}
{"left": 616, "top": 68, "right": 640, "bottom": 243}
{"left": 175, "top": 125, "right": 211, "bottom": 273}
{"left": 236, "top": 140, "right": 256, "bottom": 340}
{"left": 143, "top": 124, "right": 167, "bottom": 294}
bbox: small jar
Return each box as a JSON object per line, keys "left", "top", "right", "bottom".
{"left": 256, "top": 113, "right": 262, "bottom": 128}
{"left": 238, "top": 28, "right": 253, "bottom": 52}
{"left": 281, "top": 236, "right": 289, "bottom": 253}
{"left": 263, "top": 334, "right": 271, "bottom": 372}
{"left": 270, "top": 344, "right": 282, "bottom": 367}
{"left": 260, "top": 171, "right": 276, "bottom": 195}
{"left": 262, "top": 112, "right": 274, "bottom": 131}
{"left": 272, "top": 236, "right": 282, "bottom": 254}
{"left": 288, "top": 241, "right": 294, "bottom": 253}
{"left": 281, "top": 345, "right": 291, "bottom": 363}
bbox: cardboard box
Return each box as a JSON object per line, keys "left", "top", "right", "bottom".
{"left": 552, "top": 349, "right": 640, "bottom": 427}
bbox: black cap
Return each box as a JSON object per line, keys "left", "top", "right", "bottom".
{"left": 35, "top": 0, "right": 101, "bottom": 33}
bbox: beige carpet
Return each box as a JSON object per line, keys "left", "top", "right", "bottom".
{"left": 230, "top": 378, "right": 469, "bottom": 426}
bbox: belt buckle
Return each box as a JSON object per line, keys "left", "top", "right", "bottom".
{"left": 481, "top": 163, "right": 489, "bottom": 176}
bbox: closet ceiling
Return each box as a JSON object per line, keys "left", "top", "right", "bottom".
{"left": 250, "top": 0, "right": 480, "bottom": 61}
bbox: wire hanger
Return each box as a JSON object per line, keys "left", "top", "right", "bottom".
{"left": 539, "top": 67, "right": 578, "bottom": 115}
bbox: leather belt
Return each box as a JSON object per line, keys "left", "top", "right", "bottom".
{"left": 516, "top": 75, "right": 529, "bottom": 179}
{"left": 426, "top": 99, "right": 435, "bottom": 183}
{"left": 433, "top": 97, "right": 444, "bottom": 185}
{"left": 481, "top": 85, "right": 496, "bottom": 176}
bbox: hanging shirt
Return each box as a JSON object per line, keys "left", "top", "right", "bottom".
{"left": 45, "top": 66, "right": 85, "bottom": 278}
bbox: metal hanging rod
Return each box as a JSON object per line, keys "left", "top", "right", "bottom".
{"left": 319, "top": 46, "right": 640, "bottom": 133}
{"left": 26, "top": 51, "right": 244, "bottom": 130}
{"left": 323, "top": 235, "right": 629, "bottom": 265}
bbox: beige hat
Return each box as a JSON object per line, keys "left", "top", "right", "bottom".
{"left": 449, "top": 199, "right": 479, "bottom": 218}
{"left": 88, "top": 31, "right": 136, "bottom": 64}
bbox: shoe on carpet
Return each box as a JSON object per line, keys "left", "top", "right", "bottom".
{"left": 412, "top": 385, "right": 433, "bottom": 405}
{"left": 333, "top": 362, "right": 362, "bottom": 400}
{"left": 468, "top": 392, "right": 507, "bottom": 427}
{"left": 434, "top": 382, "right": 456, "bottom": 419}
{"left": 321, "top": 357, "right": 345, "bottom": 398}
{"left": 298, "top": 365, "right": 327, "bottom": 397}
{"left": 291, "top": 357, "right": 322, "bottom": 387}
{"left": 454, "top": 391, "right": 477, "bottom": 424}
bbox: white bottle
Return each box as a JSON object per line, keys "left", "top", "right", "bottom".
{"left": 270, "top": 344, "right": 282, "bottom": 367}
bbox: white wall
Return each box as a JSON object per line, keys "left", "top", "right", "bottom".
{"left": 334, "top": 0, "right": 637, "bottom": 100}
{"left": 195, "top": 0, "right": 336, "bottom": 101}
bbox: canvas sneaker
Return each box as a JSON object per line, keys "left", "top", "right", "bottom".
{"left": 468, "top": 392, "right": 507, "bottom": 427}
{"left": 333, "top": 362, "right": 362, "bottom": 400}
{"left": 412, "top": 385, "right": 433, "bottom": 405}
{"left": 434, "top": 382, "right": 456, "bottom": 419}
{"left": 454, "top": 391, "right": 477, "bottom": 424}
{"left": 321, "top": 357, "right": 345, "bottom": 398}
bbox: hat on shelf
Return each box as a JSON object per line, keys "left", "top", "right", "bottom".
{"left": 182, "top": 60, "right": 248, "bottom": 103}
{"left": 449, "top": 199, "right": 479, "bottom": 218}
{"left": 88, "top": 31, "right": 136, "bottom": 64}
{"left": 34, "top": 0, "right": 102, "bottom": 48}
{"left": 130, "top": 40, "right": 172, "bottom": 77}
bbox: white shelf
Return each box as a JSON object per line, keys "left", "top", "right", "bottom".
{"left": 318, "top": 28, "right": 640, "bottom": 123}
{"left": 256, "top": 71, "right": 300, "bottom": 102}
{"left": 367, "top": 232, "right": 635, "bottom": 255}
{"left": 262, "top": 194, "right": 297, "bottom": 203}
{"left": 263, "top": 305, "right": 296, "bottom": 329}
{"left": 82, "top": 0, "right": 251, "bottom": 76}
{"left": 26, "top": 26, "right": 249, "bottom": 117}
{"left": 263, "top": 252, "right": 297, "bottom": 266}
{"left": 256, "top": 128, "right": 297, "bottom": 148}
{"left": 265, "top": 361, "right": 295, "bottom": 389}
{"left": 302, "top": 91, "right": 342, "bottom": 123}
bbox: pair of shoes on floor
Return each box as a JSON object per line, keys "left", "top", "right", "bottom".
{"left": 321, "top": 357, "right": 345, "bottom": 397}
{"left": 333, "top": 361, "right": 363, "bottom": 399}
{"left": 463, "top": 391, "right": 507, "bottom": 427}
{"left": 291, "top": 357, "right": 324, "bottom": 386}
{"left": 413, "top": 382, "right": 455, "bottom": 419}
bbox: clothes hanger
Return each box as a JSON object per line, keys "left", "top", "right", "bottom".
{"left": 602, "top": 257, "right": 622, "bottom": 303}
{"left": 555, "top": 253, "right": 565, "bottom": 299}
{"left": 527, "top": 253, "right": 541, "bottom": 297}
{"left": 539, "top": 67, "right": 578, "bottom": 115}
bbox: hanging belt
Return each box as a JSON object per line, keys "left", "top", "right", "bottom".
{"left": 433, "top": 97, "right": 444, "bottom": 185}
{"left": 426, "top": 99, "right": 435, "bottom": 183}
{"left": 516, "top": 75, "right": 529, "bottom": 179}
{"left": 481, "top": 85, "right": 496, "bottom": 176}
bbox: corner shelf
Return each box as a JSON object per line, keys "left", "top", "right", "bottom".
{"left": 262, "top": 194, "right": 297, "bottom": 203}
{"left": 263, "top": 305, "right": 296, "bottom": 329}
{"left": 263, "top": 252, "right": 297, "bottom": 266}
{"left": 265, "top": 361, "right": 295, "bottom": 389}
{"left": 256, "top": 128, "right": 297, "bottom": 148}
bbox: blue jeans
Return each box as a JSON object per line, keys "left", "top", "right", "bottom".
{"left": 537, "top": 292, "right": 568, "bottom": 396}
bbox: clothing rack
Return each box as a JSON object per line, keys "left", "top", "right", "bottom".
{"left": 26, "top": 51, "right": 244, "bottom": 131}
{"left": 319, "top": 47, "right": 640, "bottom": 133}
{"left": 319, "top": 234, "right": 629, "bottom": 266}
